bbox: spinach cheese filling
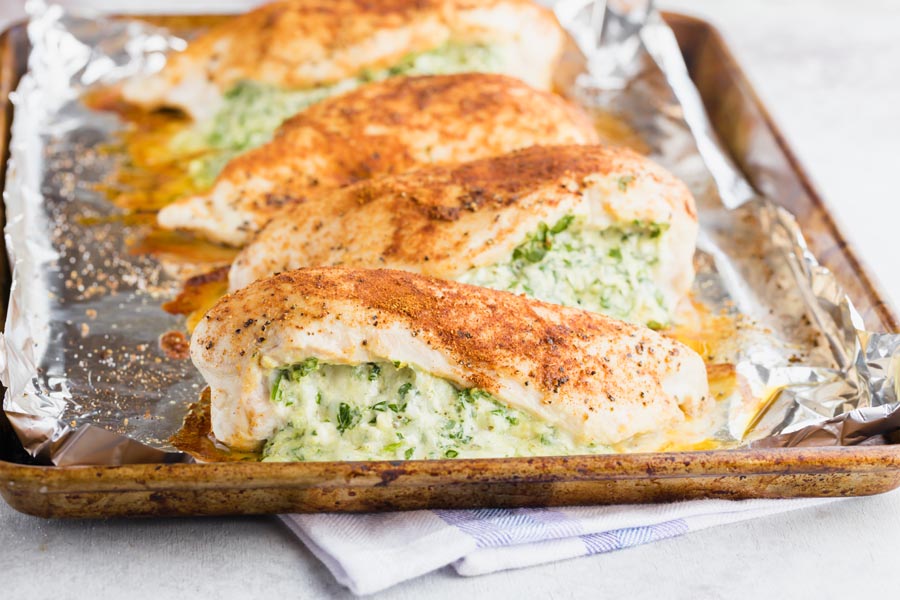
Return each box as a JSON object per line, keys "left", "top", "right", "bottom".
{"left": 173, "top": 42, "right": 505, "bottom": 187}
{"left": 261, "top": 359, "right": 599, "bottom": 462}
{"left": 457, "top": 215, "right": 671, "bottom": 327}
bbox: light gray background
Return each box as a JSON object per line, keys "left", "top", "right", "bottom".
{"left": 2, "top": 0, "right": 900, "bottom": 598}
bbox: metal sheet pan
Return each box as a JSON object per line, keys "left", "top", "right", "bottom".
{"left": 1, "top": 13, "right": 899, "bottom": 519}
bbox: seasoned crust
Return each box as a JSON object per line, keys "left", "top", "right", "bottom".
{"left": 222, "top": 73, "right": 597, "bottom": 186}
{"left": 121, "top": 0, "right": 565, "bottom": 118}
{"left": 229, "top": 144, "right": 698, "bottom": 292}
{"left": 193, "top": 267, "right": 710, "bottom": 449}
{"left": 201, "top": 267, "right": 653, "bottom": 394}
{"left": 159, "top": 74, "right": 600, "bottom": 246}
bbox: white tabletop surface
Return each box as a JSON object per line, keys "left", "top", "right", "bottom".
{"left": 3, "top": 0, "right": 900, "bottom": 598}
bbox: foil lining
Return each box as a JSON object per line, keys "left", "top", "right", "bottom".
{"left": 2, "top": 1, "right": 899, "bottom": 466}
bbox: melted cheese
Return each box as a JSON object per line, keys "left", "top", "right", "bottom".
{"left": 261, "top": 360, "right": 603, "bottom": 462}
{"left": 458, "top": 217, "right": 671, "bottom": 326}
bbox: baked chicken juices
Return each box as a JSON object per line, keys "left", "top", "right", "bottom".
{"left": 191, "top": 268, "right": 710, "bottom": 460}
{"left": 230, "top": 145, "right": 698, "bottom": 327}
{"left": 157, "top": 74, "right": 599, "bottom": 246}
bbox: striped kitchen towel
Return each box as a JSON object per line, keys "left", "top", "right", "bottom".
{"left": 280, "top": 497, "right": 834, "bottom": 595}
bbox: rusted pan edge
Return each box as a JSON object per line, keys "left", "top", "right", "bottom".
{"left": 3, "top": 447, "right": 900, "bottom": 517}
{"left": 3, "top": 446, "right": 900, "bottom": 491}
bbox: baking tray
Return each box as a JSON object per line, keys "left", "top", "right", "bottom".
{"left": 1, "top": 12, "right": 899, "bottom": 519}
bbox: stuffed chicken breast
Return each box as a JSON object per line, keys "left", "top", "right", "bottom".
{"left": 191, "top": 267, "right": 711, "bottom": 459}
{"left": 122, "top": 0, "right": 564, "bottom": 121}
{"left": 229, "top": 145, "right": 697, "bottom": 327}
{"left": 157, "top": 74, "right": 599, "bottom": 246}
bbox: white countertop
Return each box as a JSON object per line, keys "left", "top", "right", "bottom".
{"left": 3, "top": 0, "right": 900, "bottom": 598}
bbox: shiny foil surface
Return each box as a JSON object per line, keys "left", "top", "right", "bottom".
{"left": 2, "top": 0, "right": 898, "bottom": 465}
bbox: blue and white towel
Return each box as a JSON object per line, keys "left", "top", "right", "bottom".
{"left": 281, "top": 498, "right": 835, "bottom": 595}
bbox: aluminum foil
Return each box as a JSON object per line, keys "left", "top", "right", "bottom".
{"left": 2, "top": 1, "right": 899, "bottom": 466}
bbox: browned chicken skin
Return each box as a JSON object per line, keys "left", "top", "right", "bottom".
{"left": 229, "top": 145, "right": 699, "bottom": 321}
{"left": 121, "top": 0, "right": 565, "bottom": 119}
{"left": 158, "top": 74, "right": 600, "bottom": 246}
{"left": 192, "top": 267, "right": 710, "bottom": 452}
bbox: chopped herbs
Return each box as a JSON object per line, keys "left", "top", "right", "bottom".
{"left": 367, "top": 363, "right": 382, "bottom": 381}
{"left": 630, "top": 219, "right": 669, "bottom": 239}
{"left": 550, "top": 214, "right": 575, "bottom": 233}
{"left": 283, "top": 357, "right": 319, "bottom": 380}
{"left": 261, "top": 362, "right": 589, "bottom": 463}
{"left": 445, "top": 420, "right": 473, "bottom": 444}
{"left": 458, "top": 216, "right": 673, "bottom": 326}
{"left": 336, "top": 402, "right": 361, "bottom": 433}
{"left": 267, "top": 358, "right": 320, "bottom": 401}
{"left": 617, "top": 174, "right": 635, "bottom": 191}
{"left": 511, "top": 215, "right": 575, "bottom": 264}
{"left": 491, "top": 406, "right": 519, "bottom": 426}
{"left": 489, "top": 399, "right": 521, "bottom": 426}
{"left": 512, "top": 222, "right": 550, "bottom": 263}
{"left": 270, "top": 371, "right": 285, "bottom": 403}
{"left": 457, "top": 388, "right": 491, "bottom": 403}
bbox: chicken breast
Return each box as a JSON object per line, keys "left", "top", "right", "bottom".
{"left": 158, "top": 74, "right": 599, "bottom": 246}
{"left": 121, "top": 0, "right": 565, "bottom": 120}
{"left": 192, "top": 267, "right": 710, "bottom": 456}
{"left": 229, "top": 145, "right": 697, "bottom": 326}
